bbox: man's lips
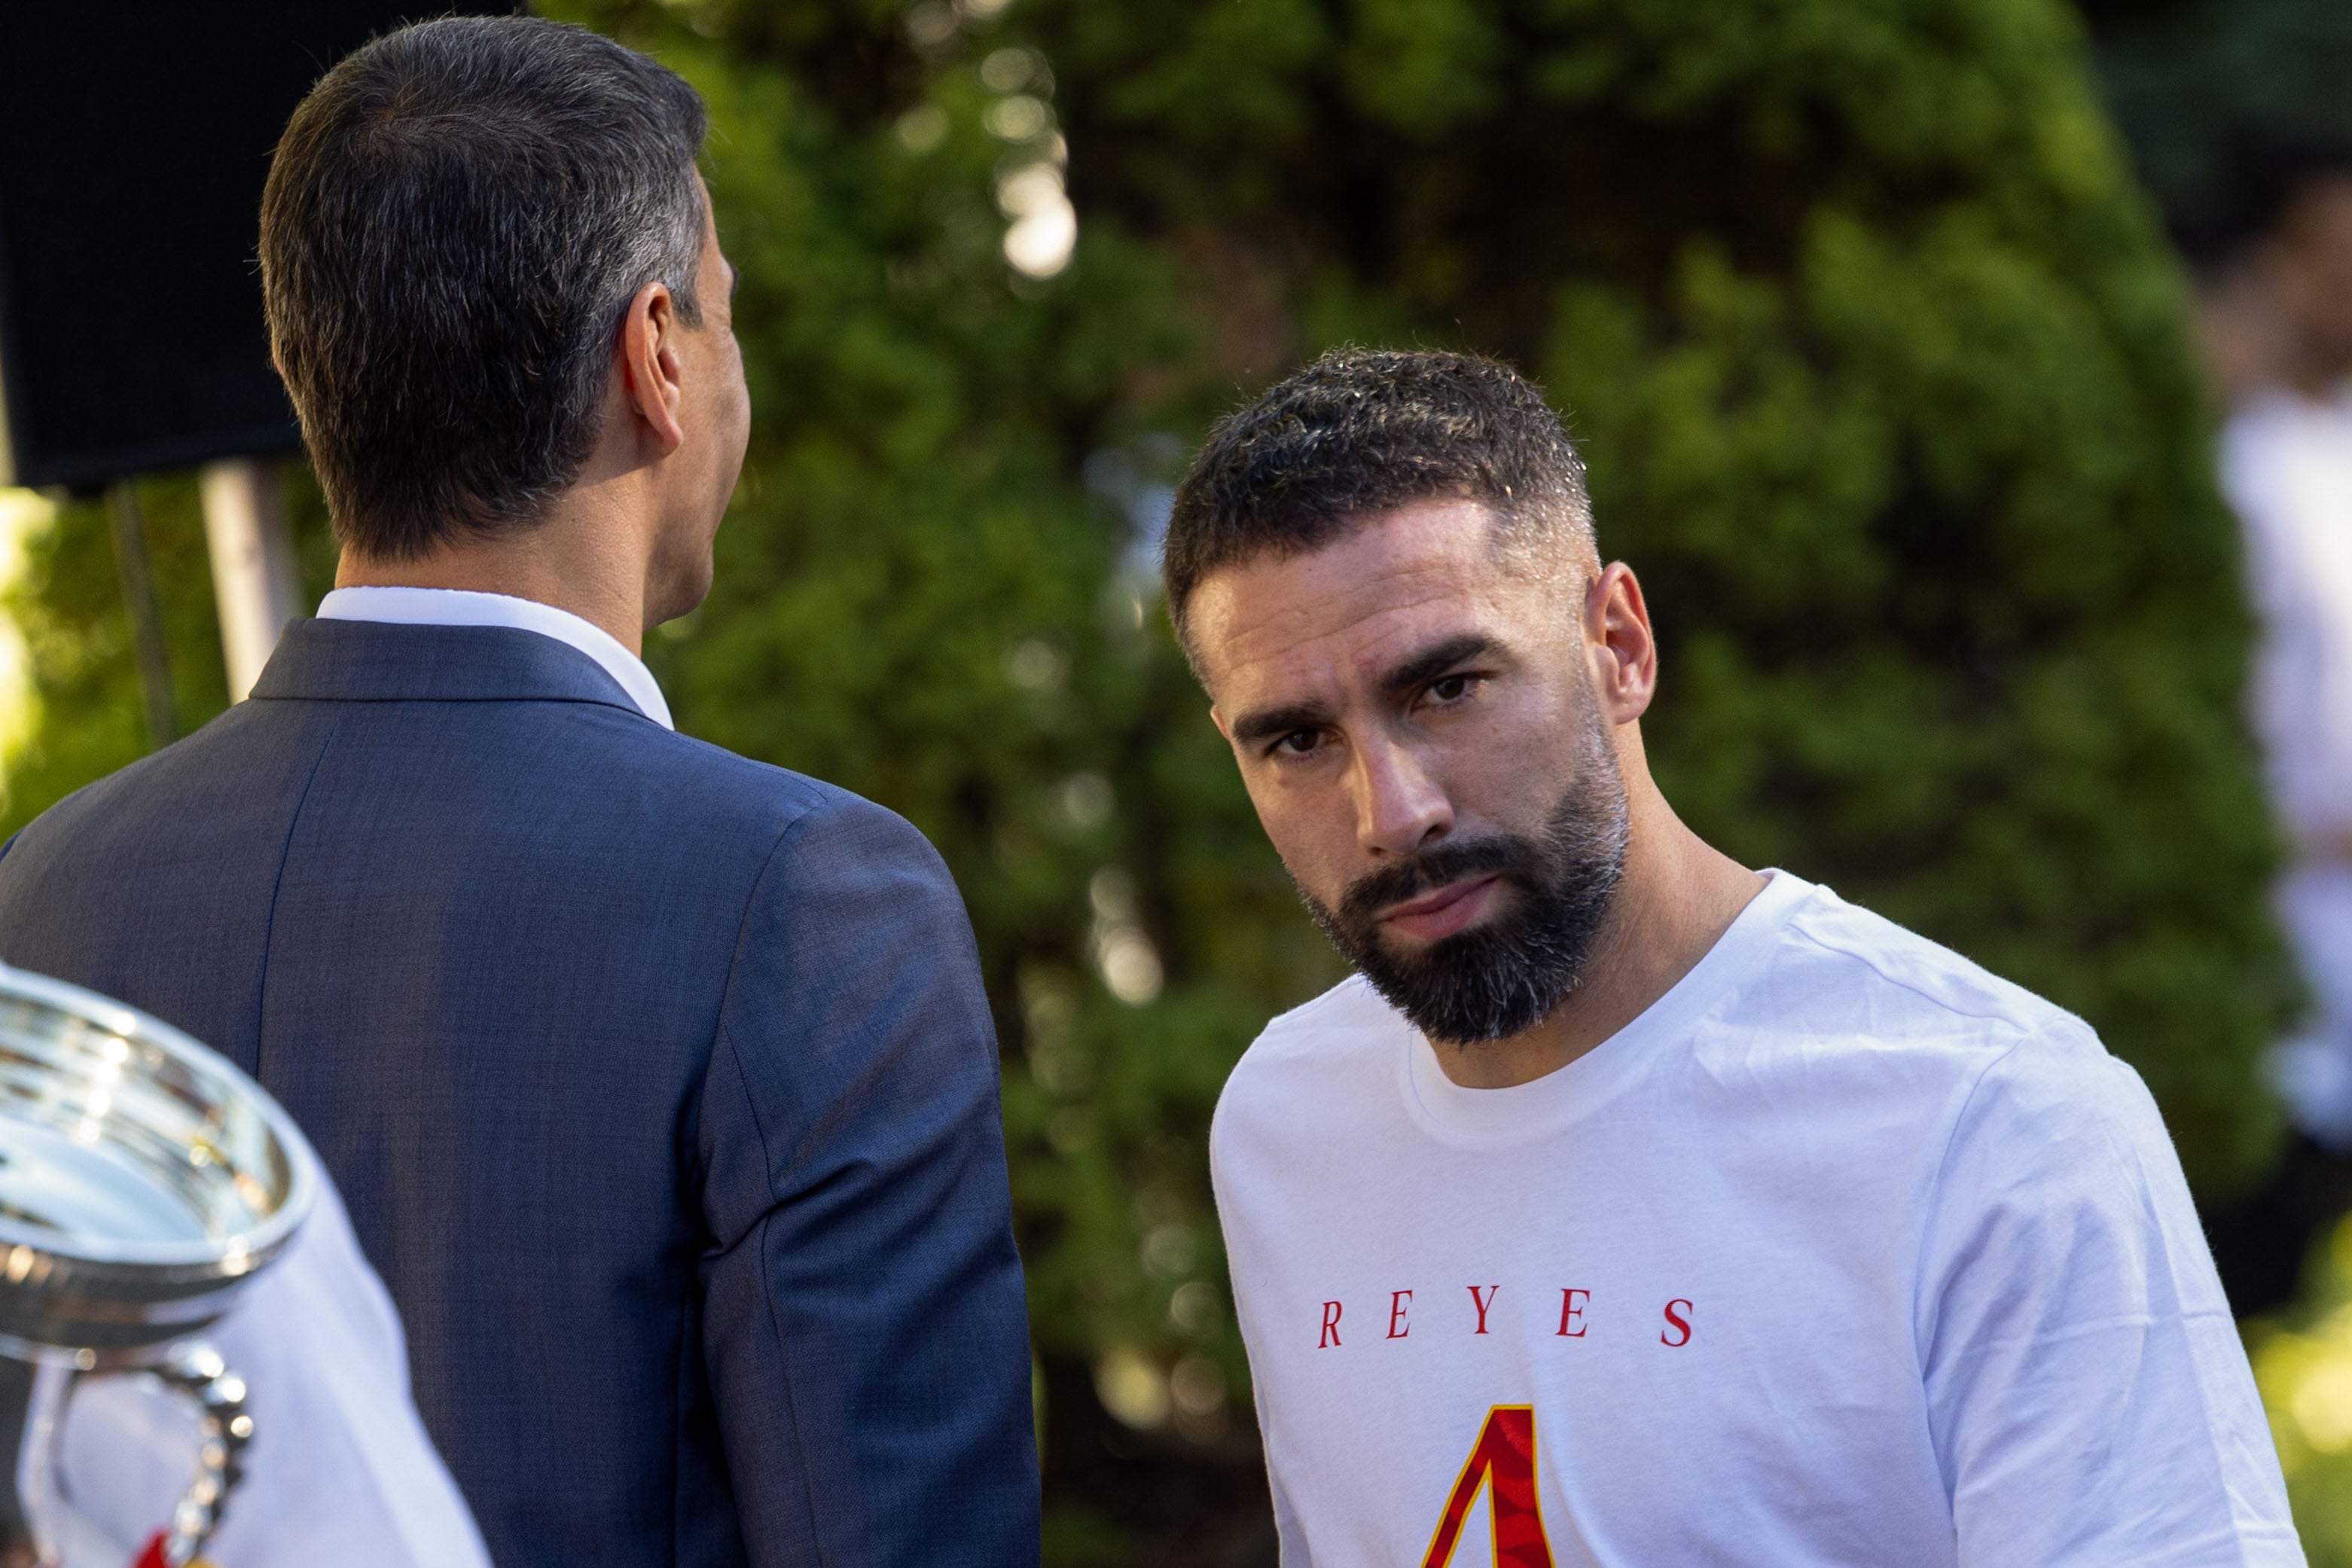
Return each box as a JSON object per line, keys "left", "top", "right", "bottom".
{"left": 1377, "top": 876, "right": 1499, "bottom": 944}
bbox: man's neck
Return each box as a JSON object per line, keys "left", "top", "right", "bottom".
{"left": 334, "top": 503, "right": 649, "bottom": 655}
{"left": 1431, "top": 782, "right": 1766, "bottom": 1091}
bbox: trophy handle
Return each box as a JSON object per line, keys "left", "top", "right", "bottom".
{"left": 108, "top": 1344, "right": 252, "bottom": 1568}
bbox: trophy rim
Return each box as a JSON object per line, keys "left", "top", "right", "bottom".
{"left": 0, "top": 962, "right": 319, "bottom": 1276}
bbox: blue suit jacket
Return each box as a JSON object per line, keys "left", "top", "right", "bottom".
{"left": 0, "top": 618, "right": 1040, "bottom": 1566}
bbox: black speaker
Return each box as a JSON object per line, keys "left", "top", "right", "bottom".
{"left": 0, "top": 3, "right": 512, "bottom": 490}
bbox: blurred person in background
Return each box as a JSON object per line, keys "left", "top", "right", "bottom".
{"left": 1172, "top": 349, "right": 2299, "bottom": 1566}
{"left": 2190, "top": 137, "right": 2352, "bottom": 1316}
{"left": 0, "top": 17, "right": 1037, "bottom": 1566}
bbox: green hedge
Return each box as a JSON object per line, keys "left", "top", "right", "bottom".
{"left": 1, "top": 0, "right": 2288, "bottom": 1557}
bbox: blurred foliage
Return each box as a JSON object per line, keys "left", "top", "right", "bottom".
{"left": 2256, "top": 1215, "right": 2352, "bottom": 1568}
{"left": 2088, "top": 0, "right": 2352, "bottom": 232}
{"left": 0, "top": 470, "right": 336, "bottom": 831}
{"left": 1, "top": 0, "right": 2294, "bottom": 1559}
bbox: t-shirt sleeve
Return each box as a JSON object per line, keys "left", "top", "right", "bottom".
{"left": 1915, "top": 1031, "right": 2302, "bottom": 1568}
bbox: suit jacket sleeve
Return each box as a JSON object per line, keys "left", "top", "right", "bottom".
{"left": 697, "top": 790, "right": 1039, "bottom": 1565}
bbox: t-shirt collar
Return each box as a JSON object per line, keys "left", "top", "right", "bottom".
{"left": 1400, "top": 868, "right": 1814, "bottom": 1145}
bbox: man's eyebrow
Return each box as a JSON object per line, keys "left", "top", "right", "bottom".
{"left": 1380, "top": 633, "right": 1504, "bottom": 696}
{"left": 1227, "top": 636, "right": 1502, "bottom": 748}
{"left": 1231, "top": 700, "right": 1334, "bottom": 749}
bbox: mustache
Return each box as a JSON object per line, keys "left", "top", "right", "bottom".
{"left": 1337, "top": 833, "right": 1540, "bottom": 928}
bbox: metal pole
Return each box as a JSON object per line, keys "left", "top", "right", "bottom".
{"left": 196, "top": 458, "right": 299, "bottom": 703}
{"left": 105, "top": 481, "right": 175, "bottom": 749}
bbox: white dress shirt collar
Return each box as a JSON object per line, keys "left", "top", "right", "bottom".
{"left": 314, "top": 586, "right": 674, "bottom": 731}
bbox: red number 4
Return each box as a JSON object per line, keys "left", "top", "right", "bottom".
{"left": 1420, "top": 1405, "right": 1555, "bottom": 1567}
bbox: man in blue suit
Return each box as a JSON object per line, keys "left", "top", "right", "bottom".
{"left": 0, "top": 17, "right": 1039, "bottom": 1566}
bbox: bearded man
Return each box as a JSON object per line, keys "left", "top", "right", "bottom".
{"left": 1171, "top": 349, "right": 2299, "bottom": 1566}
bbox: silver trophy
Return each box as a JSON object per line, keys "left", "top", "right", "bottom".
{"left": 0, "top": 963, "right": 316, "bottom": 1568}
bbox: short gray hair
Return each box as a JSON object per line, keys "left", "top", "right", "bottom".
{"left": 261, "top": 16, "right": 707, "bottom": 559}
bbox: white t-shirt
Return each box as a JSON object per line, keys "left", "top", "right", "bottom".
{"left": 1211, "top": 871, "right": 2300, "bottom": 1568}
{"left": 2219, "top": 389, "right": 2352, "bottom": 1142}
{"left": 56, "top": 1173, "right": 492, "bottom": 1568}
{"left": 2223, "top": 386, "right": 2352, "bottom": 848}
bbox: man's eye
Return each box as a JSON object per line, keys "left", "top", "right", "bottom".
{"left": 1427, "top": 675, "right": 1475, "bottom": 704}
{"left": 1274, "top": 730, "right": 1321, "bottom": 757}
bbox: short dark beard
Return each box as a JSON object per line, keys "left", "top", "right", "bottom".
{"left": 1296, "top": 720, "right": 1630, "bottom": 1045}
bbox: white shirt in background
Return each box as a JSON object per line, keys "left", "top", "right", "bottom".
{"left": 2222, "top": 389, "right": 2352, "bottom": 1147}
{"left": 2225, "top": 388, "right": 2352, "bottom": 848}
{"left": 315, "top": 584, "right": 673, "bottom": 730}
{"left": 1212, "top": 871, "right": 2299, "bottom": 1567}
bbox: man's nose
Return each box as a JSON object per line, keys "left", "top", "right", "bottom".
{"left": 1353, "top": 737, "right": 1452, "bottom": 857}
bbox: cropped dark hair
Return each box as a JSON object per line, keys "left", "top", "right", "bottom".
{"left": 261, "top": 16, "right": 707, "bottom": 559}
{"left": 1162, "top": 349, "right": 1594, "bottom": 651}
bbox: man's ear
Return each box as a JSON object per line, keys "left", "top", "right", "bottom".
{"left": 1586, "top": 561, "right": 1658, "bottom": 725}
{"left": 617, "top": 279, "right": 687, "bottom": 454}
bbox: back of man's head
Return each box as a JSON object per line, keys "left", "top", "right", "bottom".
{"left": 261, "top": 16, "right": 706, "bottom": 560}
{"left": 2179, "top": 130, "right": 2352, "bottom": 264}
{"left": 1162, "top": 348, "right": 1595, "bottom": 665}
